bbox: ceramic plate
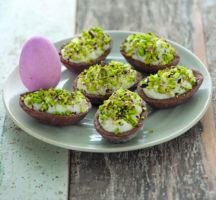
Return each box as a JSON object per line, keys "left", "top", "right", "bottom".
{"left": 3, "top": 31, "right": 212, "bottom": 153}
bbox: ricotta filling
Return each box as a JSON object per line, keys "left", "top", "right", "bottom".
{"left": 77, "top": 76, "right": 135, "bottom": 96}
{"left": 61, "top": 43, "right": 110, "bottom": 63}
{"left": 143, "top": 80, "right": 193, "bottom": 99}
{"left": 76, "top": 61, "right": 137, "bottom": 96}
{"left": 130, "top": 39, "right": 172, "bottom": 65}
{"left": 99, "top": 104, "right": 143, "bottom": 133}
{"left": 24, "top": 99, "right": 89, "bottom": 114}
{"left": 143, "top": 75, "right": 194, "bottom": 100}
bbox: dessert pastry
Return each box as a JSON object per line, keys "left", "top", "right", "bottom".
{"left": 74, "top": 61, "right": 142, "bottom": 105}
{"left": 19, "top": 36, "right": 61, "bottom": 91}
{"left": 137, "top": 65, "right": 203, "bottom": 108}
{"left": 59, "top": 26, "right": 112, "bottom": 71}
{"left": 20, "top": 88, "right": 91, "bottom": 126}
{"left": 120, "top": 32, "right": 180, "bottom": 73}
{"left": 94, "top": 89, "right": 148, "bottom": 143}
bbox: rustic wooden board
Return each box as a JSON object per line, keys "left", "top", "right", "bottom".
{"left": 0, "top": 0, "right": 77, "bottom": 199}
{"left": 192, "top": 0, "right": 216, "bottom": 192}
{"left": 70, "top": 0, "right": 216, "bottom": 199}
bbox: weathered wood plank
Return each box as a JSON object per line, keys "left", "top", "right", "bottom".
{"left": 192, "top": 0, "right": 216, "bottom": 190}
{"left": 71, "top": 125, "right": 210, "bottom": 200}
{"left": 70, "top": 0, "right": 216, "bottom": 199}
{"left": 201, "top": 0, "right": 216, "bottom": 124}
{"left": 0, "top": 0, "right": 77, "bottom": 199}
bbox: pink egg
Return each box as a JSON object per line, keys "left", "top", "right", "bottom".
{"left": 19, "top": 36, "right": 61, "bottom": 91}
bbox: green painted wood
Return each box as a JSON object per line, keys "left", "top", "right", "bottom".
{"left": 70, "top": 0, "right": 216, "bottom": 199}
{"left": 0, "top": 0, "right": 77, "bottom": 199}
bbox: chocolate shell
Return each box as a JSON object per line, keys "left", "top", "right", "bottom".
{"left": 94, "top": 101, "right": 148, "bottom": 143}
{"left": 19, "top": 92, "right": 91, "bottom": 126}
{"left": 120, "top": 46, "right": 180, "bottom": 74}
{"left": 73, "top": 71, "right": 143, "bottom": 105}
{"left": 137, "top": 70, "right": 203, "bottom": 108}
{"left": 59, "top": 40, "right": 112, "bottom": 72}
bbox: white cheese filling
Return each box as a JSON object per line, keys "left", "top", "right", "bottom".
{"left": 61, "top": 43, "right": 110, "bottom": 63}
{"left": 25, "top": 99, "right": 89, "bottom": 114}
{"left": 143, "top": 80, "right": 193, "bottom": 99}
{"left": 99, "top": 105, "right": 142, "bottom": 133}
{"left": 99, "top": 118, "right": 133, "bottom": 133}
{"left": 77, "top": 75, "right": 136, "bottom": 96}
{"left": 126, "top": 39, "right": 171, "bottom": 65}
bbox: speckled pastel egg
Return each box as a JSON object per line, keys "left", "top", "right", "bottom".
{"left": 19, "top": 36, "right": 61, "bottom": 91}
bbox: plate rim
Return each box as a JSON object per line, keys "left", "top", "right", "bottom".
{"left": 2, "top": 30, "right": 212, "bottom": 153}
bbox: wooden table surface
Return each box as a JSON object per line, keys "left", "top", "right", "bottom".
{"left": 1, "top": 0, "right": 216, "bottom": 199}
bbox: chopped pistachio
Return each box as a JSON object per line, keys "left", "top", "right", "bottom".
{"left": 77, "top": 61, "right": 137, "bottom": 95}
{"left": 148, "top": 129, "right": 154, "bottom": 133}
{"left": 61, "top": 26, "right": 111, "bottom": 62}
{"left": 114, "top": 128, "right": 121, "bottom": 135}
{"left": 121, "top": 32, "right": 176, "bottom": 65}
{"left": 98, "top": 89, "right": 146, "bottom": 132}
{"left": 23, "top": 88, "right": 89, "bottom": 115}
{"left": 140, "top": 65, "right": 197, "bottom": 96}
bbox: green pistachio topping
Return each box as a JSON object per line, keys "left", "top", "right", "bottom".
{"left": 22, "top": 88, "right": 89, "bottom": 115}
{"left": 140, "top": 65, "right": 197, "bottom": 96}
{"left": 98, "top": 89, "right": 145, "bottom": 134}
{"left": 61, "top": 26, "right": 111, "bottom": 62}
{"left": 121, "top": 32, "right": 176, "bottom": 65}
{"left": 77, "top": 61, "right": 137, "bottom": 95}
